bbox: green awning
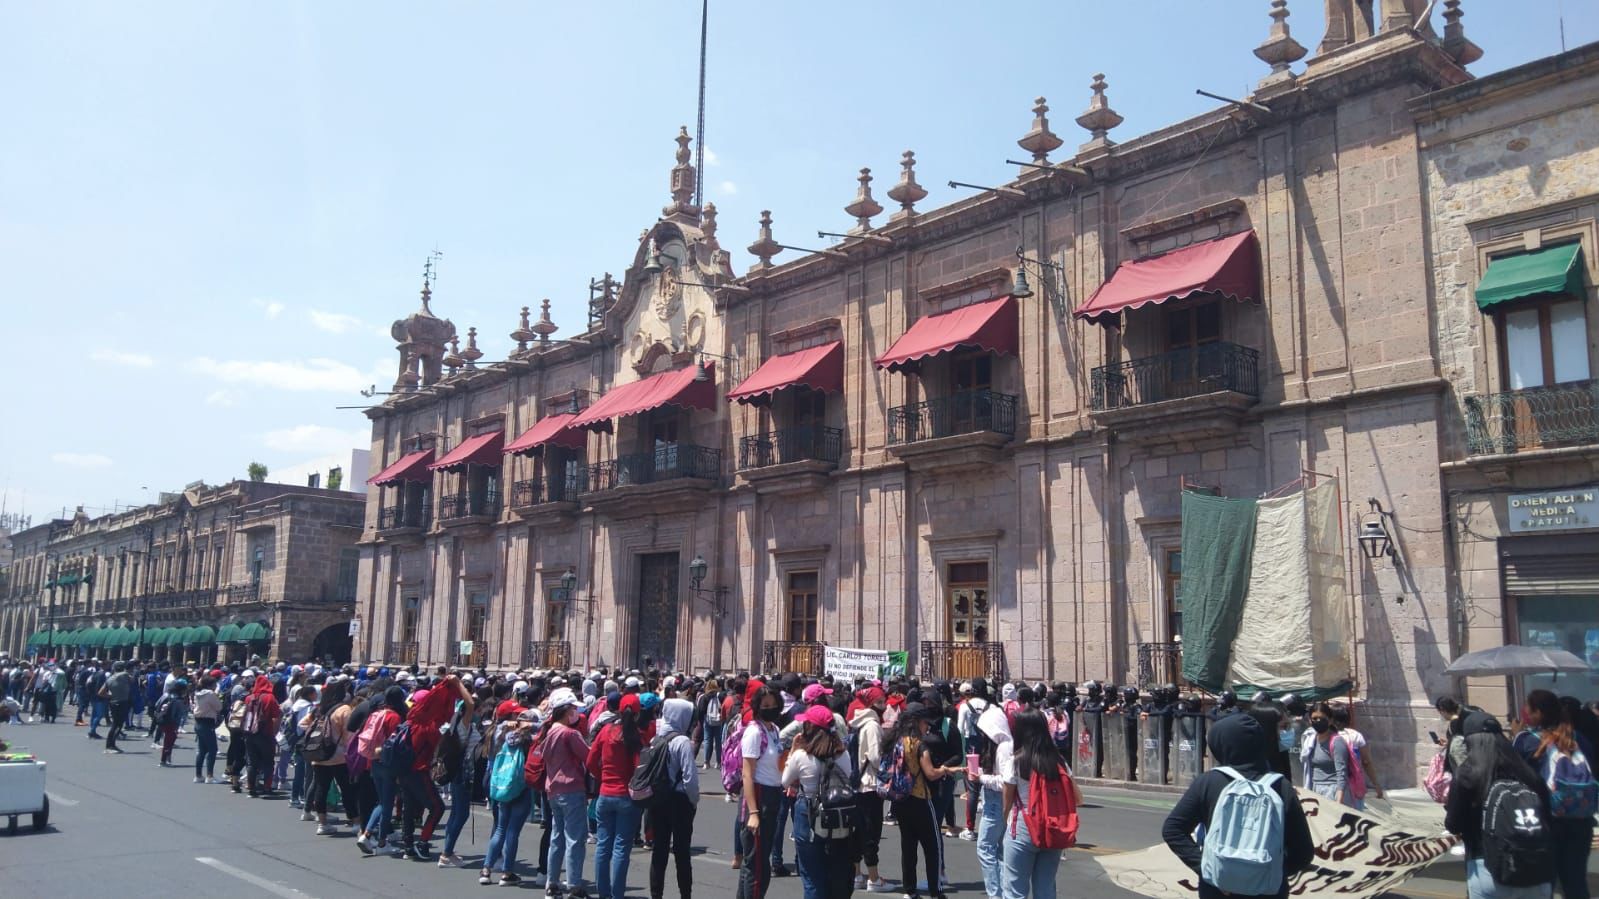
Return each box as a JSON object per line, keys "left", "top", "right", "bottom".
{"left": 1475, "top": 243, "right": 1587, "bottom": 311}
{"left": 82, "top": 628, "right": 106, "bottom": 648}
{"left": 186, "top": 625, "right": 215, "bottom": 645}
{"left": 217, "top": 623, "right": 240, "bottom": 642}
{"left": 167, "top": 627, "right": 193, "bottom": 647}
{"left": 146, "top": 627, "right": 172, "bottom": 644}
{"left": 237, "top": 621, "right": 270, "bottom": 642}
{"left": 26, "top": 631, "right": 45, "bottom": 647}
{"left": 105, "top": 628, "right": 129, "bottom": 648}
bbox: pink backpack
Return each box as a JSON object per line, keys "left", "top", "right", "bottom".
{"left": 720, "top": 721, "right": 770, "bottom": 794}
{"left": 1338, "top": 734, "right": 1368, "bottom": 799}
{"left": 1423, "top": 749, "right": 1451, "bottom": 803}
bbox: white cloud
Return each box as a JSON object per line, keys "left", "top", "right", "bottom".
{"left": 90, "top": 349, "right": 154, "bottom": 368}
{"left": 188, "top": 356, "right": 382, "bottom": 392}
{"left": 262, "top": 424, "right": 370, "bottom": 455}
{"left": 719, "top": 180, "right": 737, "bottom": 195}
{"left": 309, "top": 309, "right": 364, "bottom": 334}
{"left": 204, "top": 389, "right": 242, "bottom": 407}
{"left": 52, "top": 452, "right": 112, "bottom": 469}
{"left": 252, "top": 298, "right": 286, "bottom": 319}
{"left": 702, "top": 148, "right": 719, "bottom": 166}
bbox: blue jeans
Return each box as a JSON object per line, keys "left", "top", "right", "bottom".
{"left": 194, "top": 718, "right": 219, "bottom": 778}
{"left": 703, "top": 722, "right": 724, "bottom": 765}
{"left": 1465, "top": 856, "right": 1552, "bottom": 899}
{"left": 364, "top": 765, "right": 398, "bottom": 842}
{"left": 442, "top": 766, "right": 474, "bottom": 855}
{"left": 90, "top": 699, "right": 107, "bottom": 732}
{"left": 594, "top": 794, "right": 643, "bottom": 899}
{"left": 976, "top": 786, "right": 1004, "bottom": 897}
{"left": 290, "top": 752, "right": 307, "bottom": 804}
{"left": 1002, "top": 810, "right": 1061, "bottom": 899}
{"left": 546, "top": 791, "right": 588, "bottom": 889}
{"left": 484, "top": 788, "right": 533, "bottom": 874}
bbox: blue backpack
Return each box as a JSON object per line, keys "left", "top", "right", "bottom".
{"left": 488, "top": 743, "right": 528, "bottom": 802}
{"left": 1200, "top": 766, "right": 1286, "bottom": 896}
{"left": 378, "top": 721, "right": 415, "bottom": 770}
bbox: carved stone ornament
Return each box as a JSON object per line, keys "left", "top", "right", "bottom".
{"left": 653, "top": 262, "right": 682, "bottom": 321}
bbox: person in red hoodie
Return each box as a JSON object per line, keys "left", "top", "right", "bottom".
{"left": 396, "top": 674, "right": 471, "bottom": 861}
{"left": 243, "top": 674, "right": 281, "bottom": 798}
{"left": 588, "top": 693, "right": 645, "bottom": 899}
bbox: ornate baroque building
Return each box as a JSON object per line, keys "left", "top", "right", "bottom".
{"left": 354, "top": 3, "right": 1596, "bottom": 782}
{"left": 1, "top": 481, "right": 365, "bottom": 664}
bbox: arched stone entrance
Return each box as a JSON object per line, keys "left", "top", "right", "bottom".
{"left": 309, "top": 622, "right": 353, "bottom": 666}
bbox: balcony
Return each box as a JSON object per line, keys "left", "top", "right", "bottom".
{"left": 1464, "top": 380, "right": 1599, "bottom": 458}
{"left": 459, "top": 640, "right": 490, "bottom": 669}
{"left": 221, "top": 583, "right": 262, "bottom": 606}
{"left": 387, "top": 641, "right": 419, "bottom": 666}
{"left": 1136, "top": 641, "right": 1184, "bottom": 689}
{"left": 143, "top": 588, "right": 218, "bottom": 612}
{"left": 737, "top": 427, "right": 843, "bottom": 495}
{"left": 526, "top": 640, "right": 571, "bottom": 670}
{"left": 1089, "top": 342, "right": 1259, "bottom": 444}
{"left": 509, "top": 475, "right": 583, "bottom": 523}
{"left": 762, "top": 640, "right": 825, "bottom": 676}
{"left": 376, "top": 503, "right": 429, "bottom": 539}
{"left": 580, "top": 444, "right": 721, "bottom": 517}
{"left": 438, "top": 486, "right": 501, "bottom": 529}
{"left": 887, "top": 389, "right": 1017, "bottom": 472}
{"left": 919, "top": 640, "right": 1006, "bottom": 681}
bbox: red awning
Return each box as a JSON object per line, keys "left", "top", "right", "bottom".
{"left": 568, "top": 363, "right": 718, "bottom": 433}
{"left": 874, "top": 295, "right": 1018, "bottom": 373}
{"left": 727, "top": 341, "right": 844, "bottom": 406}
{"left": 504, "top": 412, "right": 586, "bottom": 456}
{"left": 428, "top": 431, "right": 504, "bottom": 472}
{"left": 1074, "top": 230, "right": 1260, "bottom": 323}
{"left": 366, "top": 450, "right": 434, "bottom": 486}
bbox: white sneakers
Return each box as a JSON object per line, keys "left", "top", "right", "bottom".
{"left": 866, "top": 877, "right": 898, "bottom": 893}
{"left": 316, "top": 824, "right": 337, "bottom": 836}
{"left": 959, "top": 828, "right": 977, "bottom": 841}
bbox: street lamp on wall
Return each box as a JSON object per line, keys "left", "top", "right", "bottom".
{"left": 1357, "top": 498, "right": 1397, "bottom": 563}
{"left": 687, "top": 553, "right": 728, "bottom": 615}
{"left": 560, "top": 568, "right": 577, "bottom": 595}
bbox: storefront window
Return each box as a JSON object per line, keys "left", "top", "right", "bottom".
{"left": 1517, "top": 594, "right": 1599, "bottom": 703}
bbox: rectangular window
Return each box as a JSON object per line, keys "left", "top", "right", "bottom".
{"left": 1514, "top": 594, "right": 1599, "bottom": 703}
{"left": 401, "top": 597, "right": 419, "bottom": 645}
{"left": 1164, "top": 548, "right": 1184, "bottom": 640}
{"left": 952, "top": 354, "right": 993, "bottom": 393}
{"left": 1165, "top": 301, "right": 1222, "bottom": 350}
{"left": 544, "top": 584, "right": 568, "bottom": 641}
{"left": 786, "top": 570, "right": 820, "bottom": 642}
{"left": 336, "top": 547, "right": 360, "bottom": 603}
{"left": 947, "top": 561, "right": 991, "bottom": 643}
{"left": 1501, "top": 298, "right": 1591, "bottom": 389}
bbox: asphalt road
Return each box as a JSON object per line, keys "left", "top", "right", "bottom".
{"left": 0, "top": 712, "right": 1481, "bottom": 899}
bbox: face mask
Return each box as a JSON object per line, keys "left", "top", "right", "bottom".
{"left": 1310, "top": 719, "right": 1330, "bottom": 733}
{"left": 760, "top": 706, "right": 782, "bottom": 723}
{"left": 1279, "top": 729, "right": 1295, "bottom": 751}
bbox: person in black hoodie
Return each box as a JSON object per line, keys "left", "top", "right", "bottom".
{"left": 1161, "top": 712, "right": 1314, "bottom": 899}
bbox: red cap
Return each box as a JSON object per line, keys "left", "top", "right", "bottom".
{"left": 619, "top": 693, "right": 642, "bottom": 715}
{"left": 798, "top": 705, "right": 835, "bottom": 729}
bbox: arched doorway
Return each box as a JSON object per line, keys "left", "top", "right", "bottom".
{"left": 310, "top": 622, "right": 353, "bottom": 666}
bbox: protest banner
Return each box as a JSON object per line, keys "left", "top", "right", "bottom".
{"left": 824, "top": 645, "right": 891, "bottom": 680}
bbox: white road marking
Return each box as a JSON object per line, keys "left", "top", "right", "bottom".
{"left": 195, "top": 857, "right": 318, "bottom": 898}
{"left": 45, "top": 792, "right": 79, "bottom": 807}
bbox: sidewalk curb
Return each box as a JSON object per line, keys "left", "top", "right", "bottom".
{"left": 1077, "top": 776, "right": 1183, "bottom": 796}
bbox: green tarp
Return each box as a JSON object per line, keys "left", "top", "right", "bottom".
{"left": 1475, "top": 242, "right": 1586, "bottom": 311}
{"left": 217, "top": 623, "right": 240, "bottom": 642}
{"left": 1178, "top": 490, "right": 1258, "bottom": 692}
{"left": 188, "top": 625, "right": 216, "bottom": 645}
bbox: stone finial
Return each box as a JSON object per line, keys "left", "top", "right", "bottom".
{"left": 844, "top": 168, "right": 884, "bottom": 234}
{"left": 1017, "top": 97, "right": 1064, "bottom": 164}
{"left": 399, "top": 352, "right": 420, "bottom": 390}
{"left": 1254, "top": 0, "right": 1308, "bottom": 90}
{"left": 748, "top": 210, "right": 780, "bottom": 271}
{"left": 510, "top": 306, "right": 535, "bottom": 351}
{"left": 1076, "top": 74, "right": 1123, "bottom": 154}
{"left": 419, "top": 279, "right": 433, "bottom": 315}
{"left": 531, "top": 298, "right": 558, "bottom": 343}
{"left": 461, "top": 327, "right": 483, "bottom": 368}
{"left": 887, "top": 150, "right": 927, "bottom": 221}
{"left": 442, "top": 337, "right": 463, "bottom": 374}
{"left": 701, "top": 201, "right": 721, "bottom": 251}
{"left": 1379, "top": 0, "right": 1414, "bottom": 32}
{"left": 1441, "top": 0, "right": 1483, "bottom": 66}
{"left": 663, "top": 126, "right": 701, "bottom": 224}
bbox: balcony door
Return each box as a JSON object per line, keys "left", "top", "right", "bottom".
{"left": 651, "top": 417, "right": 679, "bottom": 476}
{"left": 949, "top": 353, "right": 993, "bottom": 434}
{"left": 1500, "top": 297, "right": 1592, "bottom": 449}
{"left": 635, "top": 552, "right": 680, "bottom": 670}
{"left": 464, "top": 591, "right": 488, "bottom": 667}
{"left": 1164, "top": 301, "right": 1223, "bottom": 399}
{"left": 946, "top": 560, "right": 993, "bottom": 680}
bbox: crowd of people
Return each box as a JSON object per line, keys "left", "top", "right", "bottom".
{"left": 3, "top": 653, "right": 1595, "bottom": 899}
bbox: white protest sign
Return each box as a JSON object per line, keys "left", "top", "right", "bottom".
{"left": 824, "top": 645, "right": 890, "bottom": 680}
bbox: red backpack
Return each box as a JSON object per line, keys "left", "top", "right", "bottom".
{"left": 1012, "top": 763, "right": 1079, "bottom": 850}
{"left": 523, "top": 729, "right": 550, "bottom": 789}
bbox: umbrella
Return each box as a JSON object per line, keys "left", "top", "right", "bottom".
{"left": 1444, "top": 644, "right": 1590, "bottom": 677}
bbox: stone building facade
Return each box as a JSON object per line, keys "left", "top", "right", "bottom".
{"left": 1416, "top": 41, "right": 1599, "bottom": 713}
{"left": 352, "top": 6, "right": 1591, "bottom": 783}
{"left": 0, "top": 481, "right": 365, "bottom": 664}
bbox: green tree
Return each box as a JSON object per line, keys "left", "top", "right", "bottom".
{"left": 327, "top": 467, "right": 344, "bottom": 491}
{"left": 247, "top": 461, "right": 268, "bottom": 482}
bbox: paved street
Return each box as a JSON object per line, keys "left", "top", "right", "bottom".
{"left": 2, "top": 714, "right": 1475, "bottom": 899}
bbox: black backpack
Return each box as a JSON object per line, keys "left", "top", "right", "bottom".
{"left": 1482, "top": 779, "right": 1554, "bottom": 887}
{"left": 378, "top": 722, "right": 416, "bottom": 770}
{"left": 629, "top": 734, "right": 676, "bottom": 804}
{"left": 810, "top": 757, "right": 857, "bottom": 840}
{"left": 298, "top": 709, "right": 339, "bottom": 763}
{"left": 431, "top": 726, "right": 464, "bottom": 786}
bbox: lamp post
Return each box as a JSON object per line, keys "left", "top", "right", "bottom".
{"left": 132, "top": 524, "right": 155, "bottom": 661}
{"left": 687, "top": 553, "right": 728, "bottom": 671}
{"left": 44, "top": 553, "right": 58, "bottom": 660}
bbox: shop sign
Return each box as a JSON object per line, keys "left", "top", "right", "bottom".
{"left": 1508, "top": 488, "right": 1599, "bottom": 533}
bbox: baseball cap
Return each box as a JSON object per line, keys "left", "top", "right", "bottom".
{"left": 548, "top": 687, "right": 579, "bottom": 712}
{"left": 801, "top": 683, "right": 832, "bottom": 704}
{"left": 619, "top": 693, "right": 642, "bottom": 715}
{"left": 857, "top": 686, "right": 885, "bottom": 707}
{"left": 797, "top": 705, "right": 835, "bottom": 729}
{"left": 624, "top": 675, "right": 642, "bottom": 689}
{"left": 959, "top": 682, "right": 974, "bottom": 694}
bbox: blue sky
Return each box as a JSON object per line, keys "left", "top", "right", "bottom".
{"left": 3, "top": 1, "right": 1593, "bottom": 523}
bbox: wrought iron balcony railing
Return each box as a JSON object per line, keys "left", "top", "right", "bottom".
{"left": 378, "top": 503, "right": 430, "bottom": 530}
{"left": 1136, "top": 641, "right": 1184, "bottom": 689}
{"left": 739, "top": 427, "right": 843, "bottom": 470}
{"left": 527, "top": 640, "right": 571, "bottom": 670}
{"left": 1090, "top": 341, "right": 1259, "bottom": 411}
{"left": 583, "top": 444, "right": 721, "bottom": 492}
{"left": 762, "top": 640, "right": 826, "bottom": 676}
{"left": 1463, "top": 379, "right": 1599, "bottom": 456}
{"left": 510, "top": 473, "right": 584, "bottom": 508}
{"left": 919, "top": 640, "right": 1006, "bottom": 682}
{"left": 438, "top": 486, "right": 501, "bottom": 522}
{"left": 887, "top": 389, "right": 1018, "bottom": 445}
{"left": 459, "top": 640, "right": 489, "bottom": 669}
{"left": 387, "top": 641, "right": 419, "bottom": 665}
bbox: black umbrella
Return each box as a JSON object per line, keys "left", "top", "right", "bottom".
{"left": 1443, "top": 644, "right": 1590, "bottom": 677}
